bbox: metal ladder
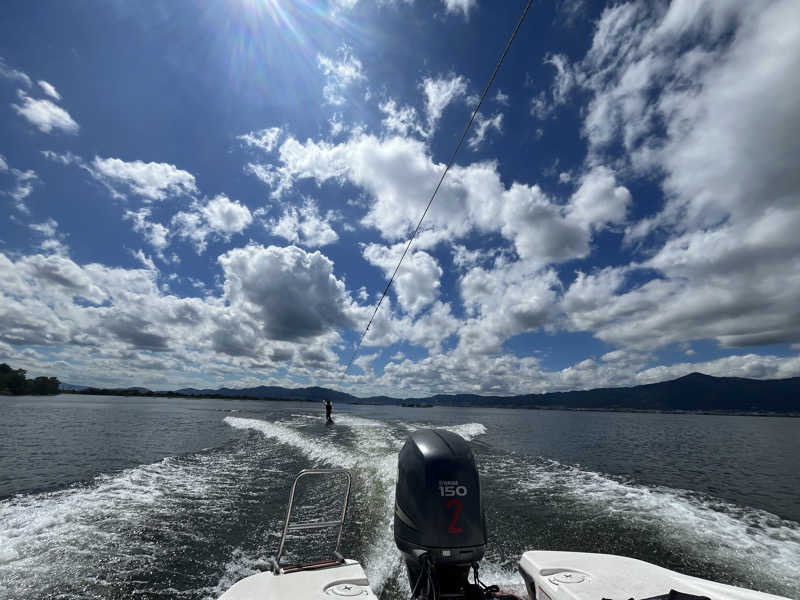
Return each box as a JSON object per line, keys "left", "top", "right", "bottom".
{"left": 272, "top": 468, "right": 352, "bottom": 574}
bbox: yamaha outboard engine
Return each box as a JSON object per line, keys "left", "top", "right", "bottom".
{"left": 394, "top": 429, "right": 487, "bottom": 599}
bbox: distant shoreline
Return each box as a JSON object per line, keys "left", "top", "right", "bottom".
{"left": 54, "top": 389, "right": 800, "bottom": 417}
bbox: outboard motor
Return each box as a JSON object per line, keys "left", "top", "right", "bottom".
{"left": 394, "top": 429, "right": 487, "bottom": 599}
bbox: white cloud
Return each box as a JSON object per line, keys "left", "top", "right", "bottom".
{"left": 267, "top": 199, "right": 339, "bottom": 247}
{"left": 329, "top": 113, "right": 346, "bottom": 137}
{"left": 172, "top": 195, "right": 252, "bottom": 253}
{"left": 636, "top": 354, "right": 800, "bottom": 385}
{"left": 202, "top": 194, "right": 253, "bottom": 234}
{"left": 0, "top": 57, "right": 31, "bottom": 87}
{"left": 422, "top": 74, "right": 468, "bottom": 132}
{"left": 29, "top": 218, "right": 57, "bottom": 237}
{"left": 29, "top": 218, "right": 69, "bottom": 255}
{"left": 0, "top": 244, "right": 364, "bottom": 387}
{"left": 467, "top": 112, "right": 503, "bottom": 150}
{"left": 529, "top": 92, "right": 550, "bottom": 119}
{"left": 40, "top": 150, "right": 83, "bottom": 166}
{"left": 238, "top": 127, "right": 282, "bottom": 153}
{"left": 352, "top": 351, "right": 379, "bottom": 375}
{"left": 529, "top": 53, "right": 576, "bottom": 119}
{"left": 555, "top": 0, "right": 800, "bottom": 353}
{"left": 459, "top": 262, "right": 560, "bottom": 354}
{"left": 0, "top": 154, "right": 7, "bottom": 171}
{"left": 379, "top": 99, "right": 426, "bottom": 138}
{"left": 2, "top": 240, "right": 799, "bottom": 394}
{"left": 252, "top": 132, "right": 630, "bottom": 268}
{"left": 4, "top": 166, "right": 39, "bottom": 214}
{"left": 501, "top": 183, "right": 589, "bottom": 264}
{"left": 494, "top": 89, "right": 509, "bottom": 105}
{"left": 91, "top": 156, "right": 197, "bottom": 202}
{"left": 218, "top": 244, "right": 356, "bottom": 342}
{"left": 442, "top": 0, "right": 476, "bottom": 19}
{"left": 244, "top": 162, "right": 293, "bottom": 198}
{"left": 363, "top": 243, "right": 443, "bottom": 316}
{"left": 546, "top": 53, "right": 576, "bottom": 105}
{"left": 318, "top": 44, "right": 365, "bottom": 105}
{"left": 131, "top": 249, "right": 157, "bottom": 271}
{"left": 37, "top": 80, "right": 61, "bottom": 101}
{"left": 451, "top": 244, "right": 496, "bottom": 271}
{"left": 11, "top": 90, "right": 79, "bottom": 134}
{"left": 557, "top": 0, "right": 587, "bottom": 28}
{"left": 567, "top": 166, "right": 631, "bottom": 229}
{"left": 124, "top": 208, "right": 170, "bottom": 254}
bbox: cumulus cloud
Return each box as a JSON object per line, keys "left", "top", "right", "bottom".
{"left": 363, "top": 243, "right": 443, "bottom": 316}
{"left": 40, "top": 150, "right": 83, "bottom": 166}
{"left": 0, "top": 57, "right": 32, "bottom": 87}
{"left": 91, "top": 156, "right": 197, "bottom": 202}
{"left": 266, "top": 199, "right": 339, "bottom": 247}
{"left": 379, "top": 100, "right": 427, "bottom": 138}
{"left": 11, "top": 90, "right": 78, "bottom": 134}
{"left": 422, "top": 74, "right": 468, "bottom": 132}
{"left": 635, "top": 354, "right": 800, "bottom": 384}
{"left": 567, "top": 166, "right": 631, "bottom": 229}
{"left": 0, "top": 244, "right": 364, "bottom": 387}
{"left": 529, "top": 53, "right": 576, "bottom": 119}
{"left": 459, "top": 262, "right": 560, "bottom": 354}
{"left": 29, "top": 218, "right": 69, "bottom": 255}
{"left": 173, "top": 194, "right": 252, "bottom": 253}
{"left": 442, "top": 0, "right": 476, "bottom": 19}
{"left": 131, "top": 249, "right": 157, "bottom": 271}
{"left": 2, "top": 241, "right": 798, "bottom": 394}
{"left": 318, "top": 44, "right": 365, "bottom": 105}
{"left": 248, "top": 132, "right": 630, "bottom": 268}
{"left": 218, "top": 244, "right": 356, "bottom": 341}
{"left": 238, "top": 127, "right": 282, "bottom": 153}
{"left": 3, "top": 163, "right": 39, "bottom": 214}
{"left": 202, "top": 194, "right": 253, "bottom": 234}
{"left": 467, "top": 112, "right": 503, "bottom": 150}
{"left": 555, "top": 0, "right": 800, "bottom": 352}
{"left": 125, "top": 208, "right": 171, "bottom": 254}
{"left": 37, "top": 80, "right": 61, "bottom": 100}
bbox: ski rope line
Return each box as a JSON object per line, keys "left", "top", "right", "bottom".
{"left": 338, "top": 0, "right": 534, "bottom": 387}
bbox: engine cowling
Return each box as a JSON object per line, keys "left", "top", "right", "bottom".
{"left": 394, "top": 429, "right": 486, "bottom": 597}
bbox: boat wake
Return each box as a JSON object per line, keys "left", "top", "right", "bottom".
{"left": 1, "top": 412, "right": 797, "bottom": 600}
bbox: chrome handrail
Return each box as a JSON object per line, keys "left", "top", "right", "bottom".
{"left": 273, "top": 468, "right": 352, "bottom": 572}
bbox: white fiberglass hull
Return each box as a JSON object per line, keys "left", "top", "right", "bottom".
{"left": 218, "top": 560, "right": 378, "bottom": 600}
{"left": 519, "top": 551, "right": 790, "bottom": 600}
{"left": 218, "top": 551, "right": 791, "bottom": 600}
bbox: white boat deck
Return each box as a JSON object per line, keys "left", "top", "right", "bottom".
{"left": 519, "top": 551, "right": 790, "bottom": 600}
{"left": 218, "top": 560, "right": 378, "bottom": 600}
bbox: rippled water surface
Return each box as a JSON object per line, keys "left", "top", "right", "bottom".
{"left": 1, "top": 395, "right": 799, "bottom": 599}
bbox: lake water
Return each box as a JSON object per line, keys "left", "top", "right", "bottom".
{"left": 1, "top": 395, "right": 799, "bottom": 599}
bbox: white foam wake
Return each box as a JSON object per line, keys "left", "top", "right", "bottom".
{"left": 0, "top": 446, "right": 263, "bottom": 598}
{"left": 221, "top": 415, "right": 490, "bottom": 595}
{"left": 507, "top": 457, "right": 800, "bottom": 596}
{"left": 224, "top": 416, "right": 360, "bottom": 467}
{"left": 398, "top": 421, "right": 488, "bottom": 441}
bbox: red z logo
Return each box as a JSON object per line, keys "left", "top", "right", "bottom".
{"left": 446, "top": 498, "right": 463, "bottom": 533}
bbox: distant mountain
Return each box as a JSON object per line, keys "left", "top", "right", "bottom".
{"left": 63, "top": 373, "right": 800, "bottom": 414}
{"left": 59, "top": 383, "right": 89, "bottom": 391}
{"left": 172, "top": 385, "right": 388, "bottom": 405}
{"left": 167, "top": 372, "right": 800, "bottom": 414}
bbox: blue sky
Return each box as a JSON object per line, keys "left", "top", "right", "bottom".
{"left": 2, "top": 0, "right": 799, "bottom": 396}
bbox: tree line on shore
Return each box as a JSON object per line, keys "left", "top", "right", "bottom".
{"left": 0, "top": 363, "right": 60, "bottom": 395}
